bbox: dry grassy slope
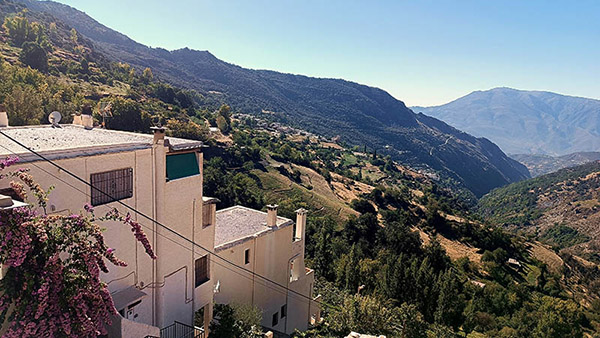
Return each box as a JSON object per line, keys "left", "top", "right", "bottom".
{"left": 252, "top": 166, "right": 359, "bottom": 222}
{"left": 535, "top": 171, "right": 600, "bottom": 256}
{"left": 418, "top": 228, "right": 483, "bottom": 264}
{"left": 283, "top": 138, "right": 493, "bottom": 263}
{"left": 329, "top": 172, "right": 373, "bottom": 202}
{"left": 528, "top": 242, "right": 564, "bottom": 273}
{"left": 259, "top": 151, "right": 487, "bottom": 265}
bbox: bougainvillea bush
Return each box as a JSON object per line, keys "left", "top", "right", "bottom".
{"left": 0, "top": 157, "right": 156, "bottom": 337}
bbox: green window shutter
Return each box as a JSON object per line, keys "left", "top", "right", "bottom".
{"left": 166, "top": 153, "right": 200, "bottom": 181}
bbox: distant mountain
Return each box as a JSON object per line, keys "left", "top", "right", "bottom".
{"left": 478, "top": 161, "right": 600, "bottom": 263}
{"left": 17, "top": 0, "right": 530, "bottom": 197}
{"left": 512, "top": 152, "right": 600, "bottom": 177}
{"left": 413, "top": 88, "right": 600, "bottom": 156}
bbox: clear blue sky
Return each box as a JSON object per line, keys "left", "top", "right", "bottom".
{"left": 55, "top": 0, "right": 599, "bottom": 106}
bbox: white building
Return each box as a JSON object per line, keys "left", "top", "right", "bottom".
{"left": 0, "top": 122, "right": 319, "bottom": 337}
{"left": 213, "top": 204, "right": 320, "bottom": 335}
{"left": 0, "top": 124, "right": 213, "bottom": 337}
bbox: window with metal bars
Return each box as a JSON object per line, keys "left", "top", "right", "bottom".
{"left": 90, "top": 168, "right": 133, "bottom": 206}
{"left": 195, "top": 255, "right": 209, "bottom": 287}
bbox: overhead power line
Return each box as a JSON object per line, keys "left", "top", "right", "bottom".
{"left": 0, "top": 143, "right": 305, "bottom": 304}
{"left": 0, "top": 130, "right": 338, "bottom": 312}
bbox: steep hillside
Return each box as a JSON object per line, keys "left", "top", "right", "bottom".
{"left": 478, "top": 162, "right": 600, "bottom": 313}
{"left": 205, "top": 116, "right": 598, "bottom": 336}
{"left": 2, "top": 2, "right": 598, "bottom": 335}
{"left": 16, "top": 0, "right": 530, "bottom": 197}
{"left": 414, "top": 87, "right": 600, "bottom": 156}
{"left": 0, "top": 1, "right": 210, "bottom": 143}
{"left": 479, "top": 162, "right": 600, "bottom": 260}
{"left": 512, "top": 152, "right": 600, "bottom": 177}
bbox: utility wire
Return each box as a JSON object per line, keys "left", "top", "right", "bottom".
{"left": 0, "top": 138, "right": 323, "bottom": 310}
{"left": 0, "top": 131, "right": 338, "bottom": 311}
{"left": 0, "top": 143, "right": 299, "bottom": 300}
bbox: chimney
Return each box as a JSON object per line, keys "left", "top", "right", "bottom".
{"left": 81, "top": 104, "right": 93, "bottom": 129}
{"left": 151, "top": 126, "right": 166, "bottom": 144}
{"left": 266, "top": 204, "right": 278, "bottom": 227}
{"left": 295, "top": 208, "right": 307, "bottom": 240}
{"left": 72, "top": 114, "right": 82, "bottom": 126}
{"left": 0, "top": 104, "right": 8, "bottom": 127}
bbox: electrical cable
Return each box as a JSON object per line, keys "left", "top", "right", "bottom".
{"left": 0, "top": 131, "right": 339, "bottom": 312}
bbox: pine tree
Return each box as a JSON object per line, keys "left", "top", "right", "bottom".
{"left": 314, "top": 219, "right": 334, "bottom": 279}
{"left": 434, "top": 270, "right": 464, "bottom": 330}
{"left": 344, "top": 244, "right": 361, "bottom": 292}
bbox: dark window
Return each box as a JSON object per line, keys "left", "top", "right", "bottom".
{"left": 195, "top": 255, "right": 209, "bottom": 287}
{"left": 281, "top": 304, "right": 287, "bottom": 318}
{"left": 90, "top": 168, "right": 133, "bottom": 206}
{"left": 244, "top": 249, "right": 250, "bottom": 265}
{"left": 272, "top": 312, "right": 279, "bottom": 327}
{"left": 166, "top": 153, "right": 200, "bottom": 181}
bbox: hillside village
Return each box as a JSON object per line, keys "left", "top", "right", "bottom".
{"left": 0, "top": 1, "right": 600, "bottom": 338}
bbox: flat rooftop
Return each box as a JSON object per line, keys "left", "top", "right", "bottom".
{"left": 0, "top": 124, "right": 203, "bottom": 162}
{"left": 215, "top": 206, "right": 293, "bottom": 250}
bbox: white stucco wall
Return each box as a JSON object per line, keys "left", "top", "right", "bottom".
{"left": 0, "top": 140, "right": 214, "bottom": 334}
{"left": 213, "top": 213, "right": 316, "bottom": 334}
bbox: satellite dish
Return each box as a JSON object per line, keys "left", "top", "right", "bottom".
{"left": 49, "top": 111, "right": 62, "bottom": 126}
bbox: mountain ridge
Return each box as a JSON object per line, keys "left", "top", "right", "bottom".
{"left": 17, "top": 0, "right": 529, "bottom": 197}
{"left": 413, "top": 87, "right": 600, "bottom": 156}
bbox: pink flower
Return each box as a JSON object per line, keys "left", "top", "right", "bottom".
{"left": 84, "top": 203, "right": 94, "bottom": 213}
{"left": 0, "top": 156, "right": 19, "bottom": 169}
{"left": 0, "top": 170, "right": 155, "bottom": 337}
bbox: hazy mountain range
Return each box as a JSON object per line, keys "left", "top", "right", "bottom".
{"left": 16, "top": 0, "right": 530, "bottom": 197}
{"left": 413, "top": 87, "right": 600, "bottom": 156}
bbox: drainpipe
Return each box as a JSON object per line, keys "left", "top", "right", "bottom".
{"left": 151, "top": 146, "right": 157, "bottom": 326}
{"left": 192, "top": 198, "right": 196, "bottom": 325}
{"left": 251, "top": 238, "right": 257, "bottom": 307}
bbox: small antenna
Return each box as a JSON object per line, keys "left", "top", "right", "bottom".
{"left": 49, "top": 111, "right": 62, "bottom": 128}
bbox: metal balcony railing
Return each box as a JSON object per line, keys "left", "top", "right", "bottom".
{"left": 145, "top": 321, "right": 204, "bottom": 338}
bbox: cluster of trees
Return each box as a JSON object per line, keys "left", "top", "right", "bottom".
{"left": 0, "top": 9, "right": 218, "bottom": 142}
{"left": 4, "top": 12, "right": 51, "bottom": 71}
{"left": 202, "top": 137, "right": 264, "bottom": 210}
{"left": 207, "top": 303, "right": 263, "bottom": 338}
{"left": 541, "top": 224, "right": 590, "bottom": 251}
{"left": 0, "top": 56, "right": 83, "bottom": 125}
{"left": 215, "top": 104, "right": 232, "bottom": 134}
{"left": 301, "top": 202, "right": 587, "bottom": 336}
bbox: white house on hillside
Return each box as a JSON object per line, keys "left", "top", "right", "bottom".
{"left": 213, "top": 204, "right": 320, "bottom": 335}
{"left": 0, "top": 120, "right": 319, "bottom": 337}
{"left": 0, "top": 124, "right": 214, "bottom": 337}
